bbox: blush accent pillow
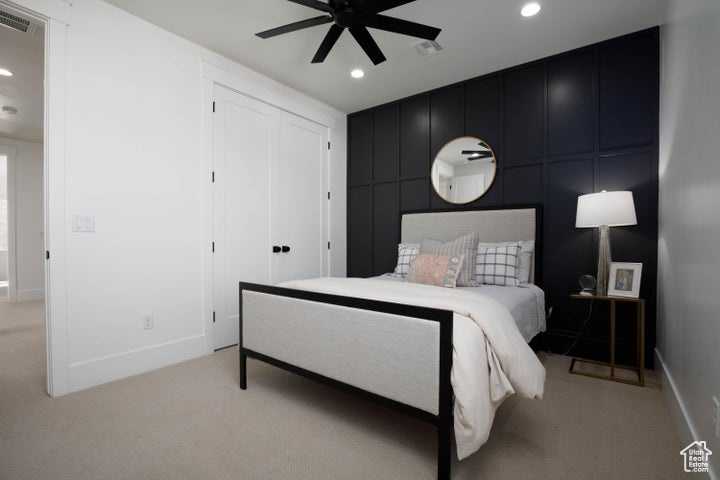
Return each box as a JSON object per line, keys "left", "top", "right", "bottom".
{"left": 420, "top": 232, "right": 479, "bottom": 286}
{"left": 390, "top": 243, "right": 420, "bottom": 278}
{"left": 406, "top": 254, "right": 464, "bottom": 288}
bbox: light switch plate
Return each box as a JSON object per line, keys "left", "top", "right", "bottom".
{"left": 72, "top": 215, "right": 95, "bottom": 232}
{"left": 72, "top": 215, "right": 83, "bottom": 232}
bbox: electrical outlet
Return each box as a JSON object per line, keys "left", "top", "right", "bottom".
{"left": 143, "top": 313, "right": 154, "bottom": 330}
{"left": 713, "top": 396, "right": 720, "bottom": 439}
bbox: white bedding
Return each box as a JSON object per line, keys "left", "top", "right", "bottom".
{"left": 376, "top": 274, "right": 546, "bottom": 342}
{"left": 278, "top": 277, "right": 546, "bottom": 460}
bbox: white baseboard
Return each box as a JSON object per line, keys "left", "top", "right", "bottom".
{"left": 16, "top": 288, "right": 45, "bottom": 302}
{"left": 655, "top": 349, "right": 717, "bottom": 480}
{"left": 68, "top": 334, "right": 206, "bottom": 393}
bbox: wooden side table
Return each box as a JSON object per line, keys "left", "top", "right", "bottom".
{"left": 568, "top": 294, "right": 645, "bottom": 386}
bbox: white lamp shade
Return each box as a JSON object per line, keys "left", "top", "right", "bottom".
{"left": 576, "top": 191, "right": 637, "bottom": 228}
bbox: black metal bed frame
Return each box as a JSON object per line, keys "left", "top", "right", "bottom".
{"left": 239, "top": 281, "right": 455, "bottom": 480}
{"left": 239, "top": 204, "right": 543, "bottom": 479}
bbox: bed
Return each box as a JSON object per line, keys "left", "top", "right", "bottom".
{"left": 239, "top": 206, "right": 546, "bottom": 480}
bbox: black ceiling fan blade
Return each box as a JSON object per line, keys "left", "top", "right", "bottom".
{"left": 462, "top": 150, "right": 492, "bottom": 159}
{"left": 312, "top": 24, "right": 344, "bottom": 63}
{"left": 349, "top": 26, "right": 386, "bottom": 65}
{"left": 364, "top": 0, "right": 416, "bottom": 14}
{"left": 362, "top": 14, "right": 440, "bottom": 40}
{"left": 286, "top": 0, "right": 333, "bottom": 13}
{"left": 256, "top": 15, "right": 333, "bottom": 39}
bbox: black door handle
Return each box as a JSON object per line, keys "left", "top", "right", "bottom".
{"left": 281, "top": 245, "right": 290, "bottom": 253}
{"left": 272, "top": 245, "right": 281, "bottom": 253}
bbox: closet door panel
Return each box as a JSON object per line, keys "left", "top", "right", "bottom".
{"left": 272, "top": 112, "right": 328, "bottom": 283}
{"left": 212, "top": 85, "right": 276, "bottom": 349}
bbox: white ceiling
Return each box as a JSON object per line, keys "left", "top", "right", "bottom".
{"left": 104, "top": 0, "right": 668, "bottom": 113}
{"left": 0, "top": 22, "right": 44, "bottom": 143}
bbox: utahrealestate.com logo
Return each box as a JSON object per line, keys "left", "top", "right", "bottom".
{"left": 680, "top": 441, "right": 712, "bottom": 473}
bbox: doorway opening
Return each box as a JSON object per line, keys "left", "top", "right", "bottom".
{"left": 0, "top": 4, "right": 47, "bottom": 394}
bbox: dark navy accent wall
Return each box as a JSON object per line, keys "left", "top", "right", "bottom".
{"left": 347, "top": 28, "right": 659, "bottom": 366}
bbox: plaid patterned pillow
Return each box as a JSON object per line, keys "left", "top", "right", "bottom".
{"left": 475, "top": 242, "right": 521, "bottom": 286}
{"left": 390, "top": 243, "right": 420, "bottom": 278}
{"left": 478, "top": 240, "right": 535, "bottom": 284}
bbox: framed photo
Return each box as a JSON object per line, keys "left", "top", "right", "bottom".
{"left": 608, "top": 262, "right": 642, "bottom": 298}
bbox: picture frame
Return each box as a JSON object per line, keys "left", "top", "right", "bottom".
{"left": 608, "top": 262, "right": 642, "bottom": 298}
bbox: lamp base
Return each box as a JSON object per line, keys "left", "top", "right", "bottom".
{"left": 596, "top": 225, "right": 611, "bottom": 296}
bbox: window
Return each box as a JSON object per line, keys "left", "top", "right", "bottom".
{"left": 0, "top": 155, "right": 7, "bottom": 252}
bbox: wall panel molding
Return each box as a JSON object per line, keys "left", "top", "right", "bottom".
{"left": 347, "top": 28, "right": 659, "bottom": 366}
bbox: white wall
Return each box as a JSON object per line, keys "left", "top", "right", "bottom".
{"left": 0, "top": 137, "right": 45, "bottom": 301}
{"left": 9, "top": 0, "right": 346, "bottom": 392}
{"left": 658, "top": 0, "right": 720, "bottom": 477}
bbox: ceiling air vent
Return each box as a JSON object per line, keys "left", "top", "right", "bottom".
{"left": 0, "top": 9, "right": 38, "bottom": 36}
{"left": 412, "top": 40, "right": 443, "bottom": 56}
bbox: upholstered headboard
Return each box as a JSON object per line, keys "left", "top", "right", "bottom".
{"left": 400, "top": 206, "right": 542, "bottom": 285}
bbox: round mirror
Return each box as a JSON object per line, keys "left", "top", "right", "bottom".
{"left": 431, "top": 137, "right": 497, "bottom": 204}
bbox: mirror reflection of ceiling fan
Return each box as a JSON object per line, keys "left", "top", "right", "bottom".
{"left": 461, "top": 150, "right": 494, "bottom": 162}
{"left": 256, "top": 0, "right": 442, "bottom": 65}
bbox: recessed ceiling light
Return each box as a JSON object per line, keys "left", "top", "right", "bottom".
{"left": 351, "top": 69, "right": 365, "bottom": 79}
{"left": 521, "top": 2, "right": 541, "bottom": 17}
{"left": 0, "top": 68, "right": 13, "bottom": 77}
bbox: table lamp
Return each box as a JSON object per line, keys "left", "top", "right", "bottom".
{"left": 576, "top": 190, "right": 637, "bottom": 296}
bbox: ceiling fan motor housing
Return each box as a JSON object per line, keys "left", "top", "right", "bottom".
{"left": 334, "top": 8, "right": 361, "bottom": 28}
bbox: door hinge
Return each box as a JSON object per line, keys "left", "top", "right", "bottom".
{"left": 212, "top": 241, "right": 215, "bottom": 253}
{"left": 327, "top": 141, "right": 331, "bottom": 150}
{"left": 213, "top": 311, "right": 216, "bottom": 323}
{"left": 46, "top": 250, "right": 49, "bottom": 260}
{"left": 212, "top": 171, "right": 215, "bottom": 183}
{"left": 212, "top": 101, "right": 215, "bottom": 113}
{"left": 327, "top": 191, "right": 331, "bottom": 200}
{"left": 327, "top": 241, "right": 331, "bottom": 250}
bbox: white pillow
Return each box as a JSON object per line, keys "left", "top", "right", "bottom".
{"left": 390, "top": 243, "right": 420, "bottom": 278}
{"left": 476, "top": 240, "right": 534, "bottom": 284}
{"left": 517, "top": 240, "right": 535, "bottom": 284}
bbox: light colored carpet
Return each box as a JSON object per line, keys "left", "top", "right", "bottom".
{"left": 0, "top": 300, "right": 688, "bottom": 479}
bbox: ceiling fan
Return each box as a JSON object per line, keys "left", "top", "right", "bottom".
{"left": 461, "top": 150, "right": 494, "bottom": 161}
{"left": 256, "top": 0, "right": 441, "bottom": 65}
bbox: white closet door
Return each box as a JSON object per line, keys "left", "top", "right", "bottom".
{"left": 272, "top": 112, "right": 328, "bottom": 283}
{"left": 213, "top": 85, "right": 278, "bottom": 349}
